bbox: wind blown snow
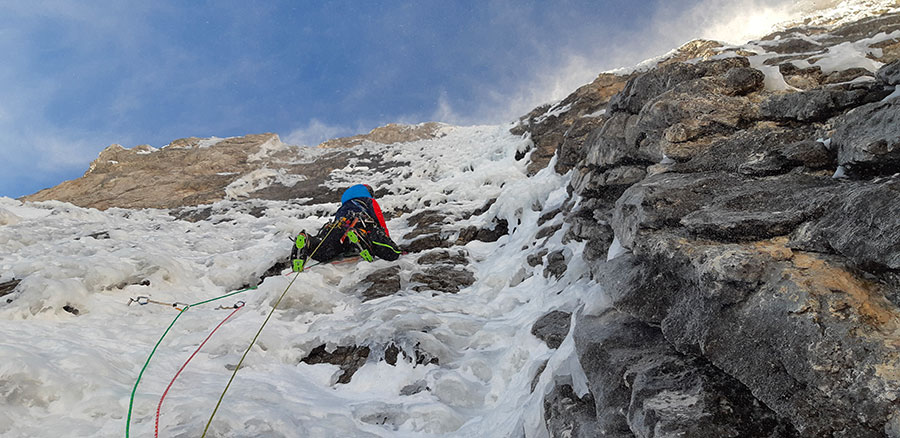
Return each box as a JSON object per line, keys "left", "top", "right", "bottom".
{"left": 0, "top": 125, "right": 593, "bottom": 438}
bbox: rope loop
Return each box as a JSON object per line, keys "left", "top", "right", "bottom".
{"left": 216, "top": 301, "right": 245, "bottom": 310}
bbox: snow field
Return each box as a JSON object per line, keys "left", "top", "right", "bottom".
{"left": 0, "top": 125, "right": 590, "bottom": 437}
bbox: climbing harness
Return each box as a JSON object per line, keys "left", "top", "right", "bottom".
{"left": 125, "top": 286, "right": 256, "bottom": 438}
{"left": 155, "top": 301, "right": 244, "bottom": 438}
{"left": 200, "top": 222, "right": 339, "bottom": 438}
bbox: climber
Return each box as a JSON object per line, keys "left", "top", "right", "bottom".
{"left": 290, "top": 184, "right": 401, "bottom": 271}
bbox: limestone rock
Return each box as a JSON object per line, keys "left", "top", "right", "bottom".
{"left": 612, "top": 172, "right": 841, "bottom": 248}
{"left": 23, "top": 123, "right": 441, "bottom": 210}
{"left": 543, "top": 384, "right": 602, "bottom": 438}
{"left": 598, "top": 233, "right": 900, "bottom": 437}
{"left": 877, "top": 60, "right": 900, "bottom": 86}
{"left": 583, "top": 111, "right": 650, "bottom": 168}
{"left": 609, "top": 57, "right": 751, "bottom": 115}
{"left": 737, "top": 140, "right": 834, "bottom": 176}
{"left": 586, "top": 59, "right": 764, "bottom": 167}
{"left": 657, "top": 39, "right": 724, "bottom": 66}
{"left": 0, "top": 279, "right": 20, "bottom": 300}
{"left": 555, "top": 115, "right": 607, "bottom": 174}
{"left": 359, "top": 266, "right": 403, "bottom": 302}
{"left": 542, "top": 250, "right": 568, "bottom": 279}
{"left": 318, "top": 122, "right": 445, "bottom": 148}
{"left": 627, "top": 76, "right": 760, "bottom": 162}
{"left": 531, "top": 310, "right": 571, "bottom": 349}
{"left": 575, "top": 309, "right": 793, "bottom": 437}
{"left": 795, "top": 178, "right": 900, "bottom": 271}
{"left": 410, "top": 266, "right": 475, "bottom": 294}
{"left": 832, "top": 100, "right": 900, "bottom": 177}
{"left": 301, "top": 344, "right": 371, "bottom": 384}
{"left": 760, "top": 85, "right": 883, "bottom": 122}
{"left": 550, "top": 9, "right": 900, "bottom": 438}
{"left": 512, "top": 73, "right": 631, "bottom": 175}
{"left": 572, "top": 166, "right": 646, "bottom": 200}
{"left": 672, "top": 124, "right": 829, "bottom": 175}
{"left": 825, "top": 13, "right": 900, "bottom": 45}
{"left": 24, "top": 134, "right": 282, "bottom": 209}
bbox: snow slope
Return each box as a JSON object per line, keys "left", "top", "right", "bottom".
{"left": 0, "top": 125, "right": 591, "bottom": 438}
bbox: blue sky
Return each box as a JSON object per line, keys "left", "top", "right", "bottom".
{"left": 0, "top": 0, "right": 805, "bottom": 198}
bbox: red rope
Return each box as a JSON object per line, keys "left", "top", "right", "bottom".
{"left": 154, "top": 304, "right": 244, "bottom": 438}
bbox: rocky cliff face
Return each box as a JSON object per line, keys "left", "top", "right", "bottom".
{"left": 514, "top": 8, "right": 900, "bottom": 438}
{"left": 22, "top": 123, "right": 446, "bottom": 210}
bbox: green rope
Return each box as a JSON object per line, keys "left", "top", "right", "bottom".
{"left": 190, "top": 286, "right": 257, "bottom": 307}
{"left": 201, "top": 223, "right": 339, "bottom": 437}
{"left": 124, "top": 285, "right": 257, "bottom": 438}
{"left": 126, "top": 305, "right": 189, "bottom": 438}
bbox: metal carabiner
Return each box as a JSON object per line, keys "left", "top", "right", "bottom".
{"left": 128, "top": 296, "right": 150, "bottom": 306}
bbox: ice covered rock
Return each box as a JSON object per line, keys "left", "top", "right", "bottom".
{"left": 543, "top": 384, "right": 601, "bottom": 438}
{"left": 415, "top": 249, "right": 469, "bottom": 266}
{"left": 552, "top": 9, "right": 900, "bottom": 437}
{"left": 542, "top": 250, "right": 568, "bottom": 279}
{"left": 410, "top": 266, "right": 475, "bottom": 294}
{"left": 0, "top": 208, "right": 21, "bottom": 226}
{"left": 301, "top": 344, "right": 371, "bottom": 384}
{"left": 530, "top": 310, "right": 570, "bottom": 349}
{"left": 511, "top": 73, "right": 630, "bottom": 175}
{"left": 359, "top": 266, "right": 403, "bottom": 302}
{"left": 0, "top": 279, "right": 20, "bottom": 301}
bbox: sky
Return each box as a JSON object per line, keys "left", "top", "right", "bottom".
{"left": 0, "top": 0, "right": 829, "bottom": 198}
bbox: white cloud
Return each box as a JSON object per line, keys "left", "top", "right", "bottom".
{"left": 430, "top": 91, "right": 467, "bottom": 125}
{"left": 656, "top": 0, "right": 835, "bottom": 45}
{"left": 283, "top": 119, "right": 353, "bottom": 146}
{"left": 464, "top": 0, "right": 836, "bottom": 126}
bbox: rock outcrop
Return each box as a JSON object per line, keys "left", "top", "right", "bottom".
{"left": 531, "top": 9, "right": 900, "bottom": 438}
{"left": 318, "top": 122, "right": 445, "bottom": 149}
{"left": 24, "top": 134, "right": 291, "bottom": 209}
{"left": 22, "top": 123, "right": 443, "bottom": 210}
{"left": 511, "top": 73, "right": 631, "bottom": 175}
